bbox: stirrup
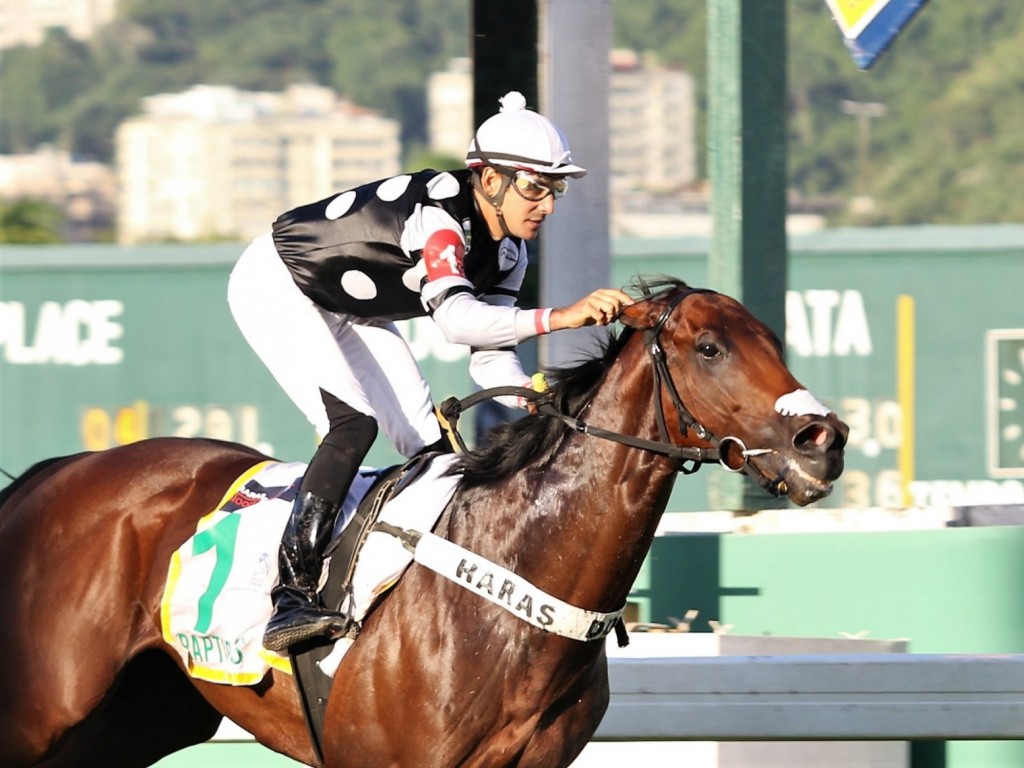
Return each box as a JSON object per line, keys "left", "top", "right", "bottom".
{"left": 263, "top": 612, "right": 352, "bottom": 652}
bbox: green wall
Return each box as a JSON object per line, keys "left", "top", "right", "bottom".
{"left": 613, "top": 225, "right": 1024, "bottom": 512}
{"left": 4, "top": 225, "right": 1024, "bottom": 513}
{"left": 637, "top": 526, "right": 1024, "bottom": 651}
{"left": 0, "top": 245, "right": 475, "bottom": 473}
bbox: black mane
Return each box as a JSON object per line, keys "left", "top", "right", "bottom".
{"left": 453, "top": 276, "right": 689, "bottom": 489}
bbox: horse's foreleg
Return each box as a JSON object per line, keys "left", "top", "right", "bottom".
{"left": 514, "top": 665, "right": 610, "bottom": 768}
{"left": 0, "top": 597, "right": 130, "bottom": 763}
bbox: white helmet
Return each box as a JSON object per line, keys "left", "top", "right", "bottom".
{"left": 465, "top": 91, "right": 587, "bottom": 178}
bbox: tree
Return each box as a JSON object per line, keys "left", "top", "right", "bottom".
{"left": 0, "top": 198, "right": 66, "bottom": 244}
{"left": 3, "top": 0, "right": 1024, "bottom": 225}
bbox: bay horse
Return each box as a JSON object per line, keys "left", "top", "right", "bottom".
{"left": 0, "top": 279, "right": 847, "bottom": 768}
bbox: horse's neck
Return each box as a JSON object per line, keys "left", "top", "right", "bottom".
{"left": 485, "top": 343, "right": 679, "bottom": 613}
{"left": 568, "top": 347, "right": 679, "bottom": 560}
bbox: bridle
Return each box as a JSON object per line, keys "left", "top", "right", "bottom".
{"left": 439, "top": 287, "right": 788, "bottom": 496}
{"left": 637, "top": 288, "right": 785, "bottom": 496}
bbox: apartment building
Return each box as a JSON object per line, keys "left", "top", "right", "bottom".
{"left": 116, "top": 84, "right": 400, "bottom": 244}
{"left": 609, "top": 49, "right": 697, "bottom": 194}
{"left": 427, "top": 57, "right": 474, "bottom": 161}
{"left": 0, "top": 0, "right": 118, "bottom": 48}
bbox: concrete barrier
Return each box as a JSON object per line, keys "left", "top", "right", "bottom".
{"left": 597, "top": 652, "right": 1024, "bottom": 741}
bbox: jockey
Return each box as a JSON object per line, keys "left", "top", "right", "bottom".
{"left": 227, "top": 91, "right": 632, "bottom": 652}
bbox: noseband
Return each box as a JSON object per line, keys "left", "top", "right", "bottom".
{"left": 438, "top": 287, "right": 787, "bottom": 496}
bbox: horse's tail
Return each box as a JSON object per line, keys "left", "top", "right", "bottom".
{"left": 0, "top": 455, "right": 79, "bottom": 510}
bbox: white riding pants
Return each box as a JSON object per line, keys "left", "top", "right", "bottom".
{"left": 227, "top": 233, "right": 442, "bottom": 457}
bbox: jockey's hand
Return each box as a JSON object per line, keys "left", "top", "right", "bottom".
{"left": 549, "top": 288, "right": 633, "bottom": 330}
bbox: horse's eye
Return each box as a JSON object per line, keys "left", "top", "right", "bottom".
{"left": 698, "top": 342, "right": 721, "bottom": 359}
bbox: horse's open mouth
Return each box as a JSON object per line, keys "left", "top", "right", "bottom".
{"left": 779, "top": 462, "right": 836, "bottom": 506}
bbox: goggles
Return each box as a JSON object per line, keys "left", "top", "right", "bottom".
{"left": 502, "top": 169, "right": 569, "bottom": 201}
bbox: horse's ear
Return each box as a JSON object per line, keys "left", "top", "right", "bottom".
{"left": 619, "top": 300, "right": 661, "bottom": 330}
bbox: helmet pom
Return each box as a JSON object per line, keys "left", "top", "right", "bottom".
{"left": 498, "top": 91, "right": 528, "bottom": 113}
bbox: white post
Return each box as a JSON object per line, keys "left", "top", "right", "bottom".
{"left": 537, "top": 0, "right": 612, "bottom": 367}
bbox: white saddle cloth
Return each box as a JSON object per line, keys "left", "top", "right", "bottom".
{"left": 160, "top": 454, "right": 460, "bottom": 685}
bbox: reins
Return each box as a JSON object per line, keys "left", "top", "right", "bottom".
{"left": 439, "top": 385, "right": 720, "bottom": 473}
{"left": 440, "top": 286, "right": 783, "bottom": 492}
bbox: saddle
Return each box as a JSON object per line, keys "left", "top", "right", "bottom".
{"left": 290, "top": 450, "right": 443, "bottom": 762}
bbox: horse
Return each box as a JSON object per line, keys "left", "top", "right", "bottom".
{"left": 0, "top": 279, "right": 847, "bottom": 768}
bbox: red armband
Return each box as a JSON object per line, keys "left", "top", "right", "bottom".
{"left": 423, "top": 229, "right": 466, "bottom": 281}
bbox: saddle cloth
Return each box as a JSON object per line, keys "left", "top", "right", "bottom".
{"left": 160, "top": 453, "right": 461, "bottom": 685}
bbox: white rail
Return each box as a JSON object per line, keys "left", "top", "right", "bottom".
{"left": 596, "top": 652, "right": 1024, "bottom": 741}
{"left": 213, "top": 634, "right": 1024, "bottom": 746}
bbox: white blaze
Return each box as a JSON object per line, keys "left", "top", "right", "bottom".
{"left": 775, "top": 389, "right": 832, "bottom": 417}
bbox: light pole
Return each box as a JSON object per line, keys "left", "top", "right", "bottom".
{"left": 840, "top": 99, "right": 886, "bottom": 200}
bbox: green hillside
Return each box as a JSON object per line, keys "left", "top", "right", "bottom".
{"left": 1, "top": 0, "right": 1022, "bottom": 226}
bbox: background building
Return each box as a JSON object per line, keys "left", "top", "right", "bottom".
{"left": 0, "top": 146, "right": 116, "bottom": 240}
{"left": 115, "top": 84, "right": 400, "bottom": 244}
{"left": 427, "top": 57, "right": 474, "bottom": 160}
{"left": 426, "top": 50, "right": 697, "bottom": 193}
{"left": 0, "top": 0, "right": 118, "bottom": 48}
{"left": 608, "top": 49, "right": 696, "bottom": 194}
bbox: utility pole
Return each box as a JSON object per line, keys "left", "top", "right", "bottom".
{"left": 841, "top": 99, "right": 886, "bottom": 200}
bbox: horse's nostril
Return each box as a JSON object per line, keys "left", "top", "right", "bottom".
{"left": 795, "top": 422, "right": 833, "bottom": 451}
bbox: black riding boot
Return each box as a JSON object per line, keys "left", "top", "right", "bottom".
{"left": 262, "top": 491, "right": 351, "bottom": 652}
{"left": 263, "top": 396, "right": 379, "bottom": 652}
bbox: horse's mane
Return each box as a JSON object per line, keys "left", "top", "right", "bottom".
{"left": 453, "top": 276, "right": 689, "bottom": 489}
